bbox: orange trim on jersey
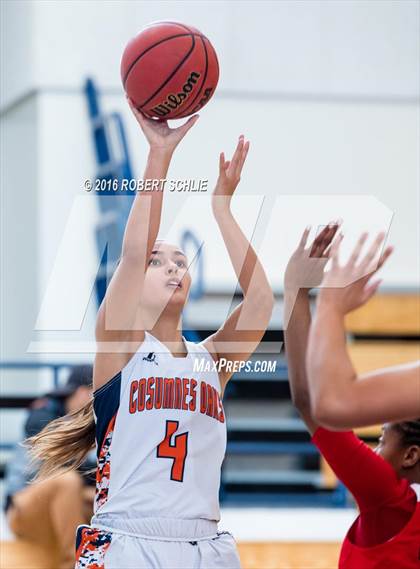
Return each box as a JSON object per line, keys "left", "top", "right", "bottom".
{"left": 95, "top": 413, "right": 117, "bottom": 511}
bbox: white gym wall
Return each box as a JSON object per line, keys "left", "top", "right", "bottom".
{"left": 1, "top": 0, "right": 419, "bottom": 365}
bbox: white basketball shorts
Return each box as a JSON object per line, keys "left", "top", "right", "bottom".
{"left": 75, "top": 516, "right": 241, "bottom": 568}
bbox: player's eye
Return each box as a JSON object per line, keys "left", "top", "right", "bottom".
{"left": 148, "top": 258, "right": 161, "bottom": 266}
{"left": 176, "top": 260, "right": 186, "bottom": 268}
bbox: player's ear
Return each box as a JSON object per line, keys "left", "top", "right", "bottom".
{"left": 402, "top": 444, "right": 420, "bottom": 468}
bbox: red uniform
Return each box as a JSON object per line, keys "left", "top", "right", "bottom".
{"left": 313, "top": 428, "right": 420, "bottom": 569}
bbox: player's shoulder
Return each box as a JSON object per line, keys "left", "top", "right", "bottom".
{"left": 188, "top": 338, "right": 220, "bottom": 367}
{"left": 94, "top": 333, "right": 153, "bottom": 395}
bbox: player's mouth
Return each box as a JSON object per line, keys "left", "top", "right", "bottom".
{"left": 167, "top": 278, "right": 182, "bottom": 289}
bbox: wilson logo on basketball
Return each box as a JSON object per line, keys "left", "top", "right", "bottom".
{"left": 152, "top": 71, "right": 201, "bottom": 117}
{"left": 192, "top": 87, "right": 213, "bottom": 113}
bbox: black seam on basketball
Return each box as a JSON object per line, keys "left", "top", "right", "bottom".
{"left": 139, "top": 33, "right": 196, "bottom": 109}
{"left": 210, "top": 35, "right": 220, "bottom": 80}
{"left": 123, "top": 33, "right": 191, "bottom": 87}
{"left": 123, "top": 32, "right": 210, "bottom": 88}
{"left": 203, "top": 35, "right": 219, "bottom": 80}
{"left": 170, "top": 35, "right": 209, "bottom": 119}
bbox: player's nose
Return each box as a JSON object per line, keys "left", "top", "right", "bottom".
{"left": 166, "top": 263, "right": 178, "bottom": 275}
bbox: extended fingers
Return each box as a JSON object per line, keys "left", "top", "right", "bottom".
{"left": 309, "top": 227, "right": 328, "bottom": 257}
{"left": 329, "top": 232, "right": 344, "bottom": 266}
{"left": 320, "top": 222, "right": 341, "bottom": 257}
{"left": 219, "top": 152, "right": 231, "bottom": 172}
{"left": 359, "top": 232, "right": 386, "bottom": 271}
{"left": 176, "top": 114, "right": 199, "bottom": 137}
{"left": 219, "top": 152, "right": 225, "bottom": 171}
{"left": 237, "top": 140, "right": 250, "bottom": 174}
{"left": 126, "top": 95, "right": 145, "bottom": 120}
{"left": 377, "top": 244, "right": 393, "bottom": 270}
{"left": 299, "top": 226, "right": 311, "bottom": 249}
{"left": 228, "top": 135, "right": 250, "bottom": 177}
{"left": 229, "top": 136, "right": 244, "bottom": 168}
{"left": 348, "top": 232, "right": 369, "bottom": 266}
{"left": 130, "top": 103, "right": 144, "bottom": 123}
{"left": 228, "top": 135, "right": 245, "bottom": 174}
{"left": 310, "top": 221, "right": 340, "bottom": 258}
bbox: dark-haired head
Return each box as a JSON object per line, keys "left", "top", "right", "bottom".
{"left": 376, "top": 419, "right": 420, "bottom": 484}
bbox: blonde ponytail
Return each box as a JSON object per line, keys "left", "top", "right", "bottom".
{"left": 24, "top": 399, "right": 96, "bottom": 482}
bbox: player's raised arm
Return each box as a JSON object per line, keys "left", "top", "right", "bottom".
{"left": 95, "top": 103, "right": 198, "bottom": 387}
{"left": 284, "top": 224, "right": 340, "bottom": 435}
{"left": 203, "top": 136, "right": 274, "bottom": 388}
{"left": 306, "top": 232, "right": 420, "bottom": 428}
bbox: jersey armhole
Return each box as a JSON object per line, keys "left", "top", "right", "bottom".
{"left": 195, "top": 339, "right": 225, "bottom": 393}
{"left": 93, "top": 371, "right": 122, "bottom": 398}
{"left": 197, "top": 338, "right": 218, "bottom": 362}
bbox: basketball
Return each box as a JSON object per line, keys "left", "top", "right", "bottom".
{"left": 121, "top": 21, "right": 219, "bottom": 120}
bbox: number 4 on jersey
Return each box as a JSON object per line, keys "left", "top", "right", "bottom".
{"left": 157, "top": 420, "right": 188, "bottom": 482}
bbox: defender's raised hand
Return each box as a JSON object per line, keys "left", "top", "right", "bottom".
{"left": 127, "top": 97, "right": 199, "bottom": 153}
{"left": 285, "top": 222, "right": 341, "bottom": 293}
{"left": 283, "top": 222, "right": 340, "bottom": 330}
{"left": 318, "top": 231, "right": 393, "bottom": 314}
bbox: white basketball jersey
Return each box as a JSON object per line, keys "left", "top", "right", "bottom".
{"left": 91, "top": 332, "right": 226, "bottom": 524}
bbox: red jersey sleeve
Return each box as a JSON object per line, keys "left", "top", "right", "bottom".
{"left": 312, "top": 427, "right": 411, "bottom": 512}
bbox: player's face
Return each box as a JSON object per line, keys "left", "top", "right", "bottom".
{"left": 375, "top": 423, "right": 406, "bottom": 471}
{"left": 141, "top": 242, "right": 191, "bottom": 311}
